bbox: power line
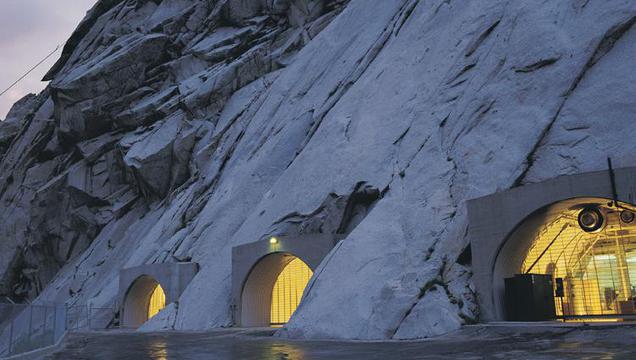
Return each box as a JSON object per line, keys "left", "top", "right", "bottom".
{"left": 0, "top": 45, "right": 61, "bottom": 98}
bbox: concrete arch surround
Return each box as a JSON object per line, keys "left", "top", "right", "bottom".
{"left": 467, "top": 167, "right": 636, "bottom": 321}
{"left": 232, "top": 234, "right": 339, "bottom": 327}
{"left": 118, "top": 262, "right": 198, "bottom": 328}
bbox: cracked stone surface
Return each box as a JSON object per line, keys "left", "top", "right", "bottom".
{"left": 1, "top": 0, "right": 636, "bottom": 342}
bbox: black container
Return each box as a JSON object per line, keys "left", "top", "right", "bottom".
{"left": 505, "top": 274, "right": 556, "bottom": 321}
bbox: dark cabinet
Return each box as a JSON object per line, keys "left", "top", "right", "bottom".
{"left": 505, "top": 274, "right": 556, "bottom": 321}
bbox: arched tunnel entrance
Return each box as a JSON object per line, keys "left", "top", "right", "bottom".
{"left": 241, "top": 253, "right": 314, "bottom": 327}
{"left": 231, "top": 234, "right": 337, "bottom": 327}
{"left": 468, "top": 166, "right": 636, "bottom": 322}
{"left": 118, "top": 262, "right": 198, "bottom": 328}
{"left": 496, "top": 198, "right": 636, "bottom": 320}
{"left": 122, "top": 275, "right": 166, "bottom": 328}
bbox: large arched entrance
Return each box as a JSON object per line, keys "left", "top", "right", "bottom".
{"left": 496, "top": 198, "right": 636, "bottom": 319}
{"left": 467, "top": 166, "right": 636, "bottom": 321}
{"left": 122, "top": 275, "right": 166, "bottom": 328}
{"left": 240, "top": 253, "right": 314, "bottom": 327}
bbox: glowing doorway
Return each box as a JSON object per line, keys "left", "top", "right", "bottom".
{"left": 148, "top": 284, "right": 166, "bottom": 319}
{"left": 270, "top": 258, "right": 313, "bottom": 326}
{"left": 240, "top": 253, "right": 314, "bottom": 327}
{"left": 122, "top": 276, "right": 167, "bottom": 328}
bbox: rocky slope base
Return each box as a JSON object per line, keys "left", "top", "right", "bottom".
{"left": 1, "top": 0, "right": 636, "bottom": 340}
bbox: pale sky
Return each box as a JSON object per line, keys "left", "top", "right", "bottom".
{"left": 0, "top": 0, "right": 97, "bottom": 120}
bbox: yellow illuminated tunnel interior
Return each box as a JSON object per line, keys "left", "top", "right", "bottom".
{"left": 270, "top": 258, "right": 313, "bottom": 326}
{"left": 521, "top": 200, "right": 636, "bottom": 318}
{"left": 148, "top": 284, "right": 166, "bottom": 319}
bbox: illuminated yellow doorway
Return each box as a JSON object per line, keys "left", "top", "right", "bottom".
{"left": 270, "top": 258, "right": 313, "bottom": 327}
{"left": 148, "top": 284, "right": 166, "bottom": 319}
{"left": 519, "top": 200, "right": 636, "bottom": 318}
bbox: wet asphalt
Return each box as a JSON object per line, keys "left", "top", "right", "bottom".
{"left": 43, "top": 324, "right": 636, "bottom": 360}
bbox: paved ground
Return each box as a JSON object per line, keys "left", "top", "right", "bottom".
{"left": 43, "top": 324, "right": 636, "bottom": 359}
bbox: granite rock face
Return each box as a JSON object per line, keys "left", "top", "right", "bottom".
{"left": 1, "top": 0, "right": 636, "bottom": 340}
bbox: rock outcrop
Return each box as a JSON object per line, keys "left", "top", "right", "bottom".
{"left": 1, "top": 0, "right": 636, "bottom": 340}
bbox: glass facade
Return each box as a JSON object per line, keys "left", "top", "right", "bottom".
{"left": 147, "top": 284, "right": 166, "bottom": 320}
{"left": 270, "top": 258, "right": 313, "bottom": 326}
{"left": 521, "top": 202, "right": 636, "bottom": 317}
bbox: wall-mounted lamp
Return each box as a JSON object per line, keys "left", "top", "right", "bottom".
{"left": 269, "top": 237, "right": 279, "bottom": 244}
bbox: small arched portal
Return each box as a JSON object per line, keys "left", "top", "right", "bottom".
{"left": 231, "top": 234, "right": 337, "bottom": 327}
{"left": 118, "top": 262, "right": 198, "bottom": 328}
{"left": 241, "top": 253, "right": 314, "bottom": 327}
{"left": 122, "top": 275, "right": 166, "bottom": 328}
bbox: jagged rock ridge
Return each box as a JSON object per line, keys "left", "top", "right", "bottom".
{"left": 1, "top": 0, "right": 636, "bottom": 340}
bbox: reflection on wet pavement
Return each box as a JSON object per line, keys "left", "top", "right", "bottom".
{"left": 147, "top": 339, "right": 168, "bottom": 360}
{"left": 45, "top": 325, "right": 636, "bottom": 360}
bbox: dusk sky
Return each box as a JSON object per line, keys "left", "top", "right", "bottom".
{"left": 0, "top": 0, "right": 97, "bottom": 120}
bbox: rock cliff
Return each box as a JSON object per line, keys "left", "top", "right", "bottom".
{"left": 1, "top": 0, "right": 636, "bottom": 339}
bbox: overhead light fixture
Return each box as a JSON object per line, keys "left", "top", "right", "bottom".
{"left": 578, "top": 206, "right": 605, "bottom": 233}
{"left": 269, "top": 237, "right": 279, "bottom": 244}
{"left": 620, "top": 210, "right": 635, "bottom": 224}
